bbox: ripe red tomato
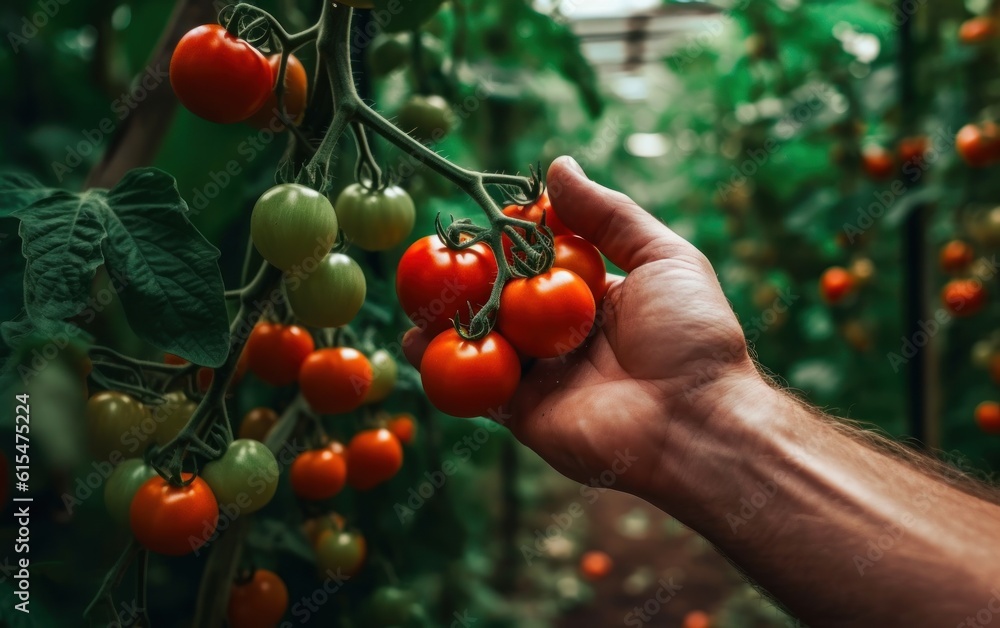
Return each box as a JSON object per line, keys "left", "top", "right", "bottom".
{"left": 861, "top": 145, "right": 895, "bottom": 180}
{"left": 819, "top": 267, "right": 856, "bottom": 305}
{"left": 290, "top": 442, "right": 347, "bottom": 501}
{"left": 247, "top": 53, "right": 308, "bottom": 131}
{"left": 898, "top": 136, "right": 929, "bottom": 165}
{"left": 299, "top": 348, "right": 373, "bottom": 414}
{"left": 170, "top": 24, "right": 273, "bottom": 124}
{"left": 940, "top": 240, "right": 975, "bottom": 274}
{"left": 579, "top": 550, "right": 613, "bottom": 581}
{"left": 975, "top": 401, "right": 1000, "bottom": 433}
{"left": 245, "top": 323, "right": 315, "bottom": 386}
{"left": 419, "top": 329, "right": 521, "bottom": 418}
{"left": 238, "top": 407, "right": 279, "bottom": 442}
{"left": 396, "top": 235, "right": 498, "bottom": 335}
{"left": 130, "top": 474, "right": 219, "bottom": 556}
{"left": 942, "top": 279, "right": 986, "bottom": 316}
{"left": 960, "top": 16, "right": 998, "bottom": 44}
{"left": 553, "top": 236, "right": 607, "bottom": 303}
{"left": 956, "top": 123, "right": 1000, "bottom": 167}
{"left": 388, "top": 414, "right": 416, "bottom": 445}
{"left": 228, "top": 569, "right": 289, "bottom": 628}
{"left": 496, "top": 268, "right": 596, "bottom": 359}
{"left": 501, "top": 191, "right": 573, "bottom": 261}
{"left": 682, "top": 611, "right": 712, "bottom": 628}
{"left": 346, "top": 428, "right": 403, "bottom": 490}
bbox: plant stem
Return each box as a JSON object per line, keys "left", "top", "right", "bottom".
{"left": 83, "top": 539, "right": 141, "bottom": 621}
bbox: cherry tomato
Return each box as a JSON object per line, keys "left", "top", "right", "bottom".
{"left": 960, "top": 16, "right": 998, "bottom": 44}
{"left": 299, "top": 348, "right": 373, "bottom": 414}
{"left": 87, "top": 391, "right": 148, "bottom": 460}
{"left": 363, "top": 587, "right": 418, "bottom": 627}
{"left": 819, "top": 267, "right": 856, "bottom": 305}
{"left": 861, "top": 144, "right": 895, "bottom": 180}
{"left": 940, "top": 240, "right": 975, "bottom": 274}
{"left": 942, "top": 279, "right": 986, "bottom": 316}
{"left": 251, "top": 184, "right": 338, "bottom": 272}
{"left": 396, "top": 235, "right": 498, "bottom": 335}
{"left": 335, "top": 184, "right": 416, "bottom": 251}
{"left": 364, "top": 349, "right": 398, "bottom": 404}
{"left": 148, "top": 391, "right": 198, "bottom": 446}
{"left": 245, "top": 322, "right": 315, "bottom": 386}
{"left": 397, "top": 94, "right": 453, "bottom": 142}
{"left": 284, "top": 253, "right": 367, "bottom": 328}
{"left": 228, "top": 569, "right": 289, "bottom": 628}
{"left": 419, "top": 329, "right": 521, "bottom": 418}
{"left": 496, "top": 268, "right": 596, "bottom": 359}
{"left": 682, "top": 610, "right": 712, "bottom": 628}
{"left": 315, "top": 529, "right": 366, "bottom": 577}
{"left": 201, "top": 439, "right": 279, "bottom": 515}
{"left": 501, "top": 191, "right": 573, "bottom": 261}
{"left": 104, "top": 459, "right": 157, "bottom": 526}
{"left": 368, "top": 34, "right": 410, "bottom": 76}
{"left": 130, "top": 474, "right": 219, "bottom": 556}
{"left": 346, "top": 428, "right": 403, "bottom": 490}
{"left": 303, "top": 512, "right": 346, "bottom": 547}
{"left": 170, "top": 24, "right": 273, "bottom": 124}
{"left": 289, "top": 443, "right": 347, "bottom": 501}
{"left": 239, "top": 407, "right": 279, "bottom": 442}
{"left": 388, "top": 414, "right": 416, "bottom": 445}
{"left": 898, "top": 136, "right": 929, "bottom": 165}
{"left": 553, "top": 235, "right": 607, "bottom": 303}
{"left": 579, "top": 550, "right": 613, "bottom": 581}
{"left": 975, "top": 401, "right": 1000, "bottom": 434}
{"left": 956, "top": 123, "right": 1000, "bottom": 167}
{"left": 247, "top": 53, "right": 308, "bottom": 131}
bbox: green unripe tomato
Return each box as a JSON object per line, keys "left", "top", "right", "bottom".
{"left": 148, "top": 391, "right": 198, "bottom": 446}
{"left": 251, "top": 184, "right": 338, "bottom": 271}
{"left": 315, "top": 529, "right": 366, "bottom": 577}
{"left": 397, "top": 94, "right": 454, "bottom": 143}
{"left": 104, "top": 459, "right": 157, "bottom": 526}
{"left": 285, "top": 253, "right": 367, "bottom": 327}
{"left": 368, "top": 34, "right": 410, "bottom": 76}
{"left": 87, "top": 391, "right": 148, "bottom": 461}
{"left": 201, "top": 439, "right": 279, "bottom": 515}
{"left": 364, "top": 587, "right": 418, "bottom": 627}
{"left": 334, "top": 184, "right": 416, "bottom": 251}
{"left": 364, "top": 349, "right": 397, "bottom": 404}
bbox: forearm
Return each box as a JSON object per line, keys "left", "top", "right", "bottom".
{"left": 650, "top": 374, "right": 1000, "bottom": 627}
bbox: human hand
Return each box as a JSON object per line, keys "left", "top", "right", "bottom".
{"left": 403, "top": 156, "right": 767, "bottom": 502}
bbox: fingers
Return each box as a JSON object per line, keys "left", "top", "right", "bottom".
{"left": 546, "top": 156, "right": 696, "bottom": 272}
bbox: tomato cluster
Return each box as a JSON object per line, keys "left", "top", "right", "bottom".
{"left": 170, "top": 25, "right": 310, "bottom": 128}
{"left": 859, "top": 136, "right": 931, "bottom": 181}
{"left": 397, "top": 192, "right": 606, "bottom": 418}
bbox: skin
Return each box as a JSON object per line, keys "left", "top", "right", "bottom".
{"left": 405, "top": 157, "right": 1000, "bottom": 626}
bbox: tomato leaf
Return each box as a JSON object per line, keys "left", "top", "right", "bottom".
{"left": 0, "top": 172, "right": 56, "bottom": 219}
{"left": 374, "top": 0, "right": 445, "bottom": 33}
{"left": 101, "top": 169, "right": 230, "bottom": 367}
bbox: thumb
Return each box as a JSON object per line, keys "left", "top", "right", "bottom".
{"left": 546, "top": 156, "right": 693, "bottom": 272}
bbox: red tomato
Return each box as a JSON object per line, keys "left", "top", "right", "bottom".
{"left": 819, "top": 267, "right": 856, "bottom": 305}
{"left": 130, "top": 474, "right": 219, "bottom": 556}
{"left": 228, "top": 569, "right": 289, "bottom": 628}
{"left": 861, "top": 145, "right": 895, "bottom": 180}
{"left": 501, "top": 191, "right": 573, "bottom": 262}
{"left": 170, "top": 24, "right": 273, "bottom": 124}
{"left": 245, "top": 323, "right": 315, "bottom": 386}
{"left": 579, "top": 550, "right": 613, "bottom": 581}
{"left": 960, "top": 16, "right": 998, "bottom": 44}
{"left": 247, "top": 53, "right": 308, "bottom": 131}
{"left": 942, "top": 279, "right": 986, "bottom": 316}
{"left": 553, "top": 236, "right": 607, "bottom": 303}
{"left": 975, "top": 401, "right": 1000, "bottom": 434}
{"left": 940, "top": 240, "right": 975, "bottom": 274}
{"left": 898, "top": 136, "right": 929, "bottom": 165}
{"left": 419, "top": 329, "right": 521, "bottom": 418}
{"left": 346, "top": 429, "right": 403, "bottom": 490}
{"left": 956, "top": 123, "right": 1000, "bottom": 167}
{"left": 387, "top": 414, "right": 416, "bottom": 445}
{"left": 682, "top": 611, "right": 712, "bottom": 628}
{"left": 289, "top": 442, "right": 347, "bottom": 500}
{"left": 396, "top": 235, "right": 498, "bottom": 335}
{"left": 299, "top": 348, "right": 373, "bottom": 414}
{"left": 496, "top": 268, "right": 596, "bottom": 359}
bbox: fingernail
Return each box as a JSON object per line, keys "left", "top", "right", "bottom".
{"left": 563, "top": 156, "right": 585, "bottom": 176}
